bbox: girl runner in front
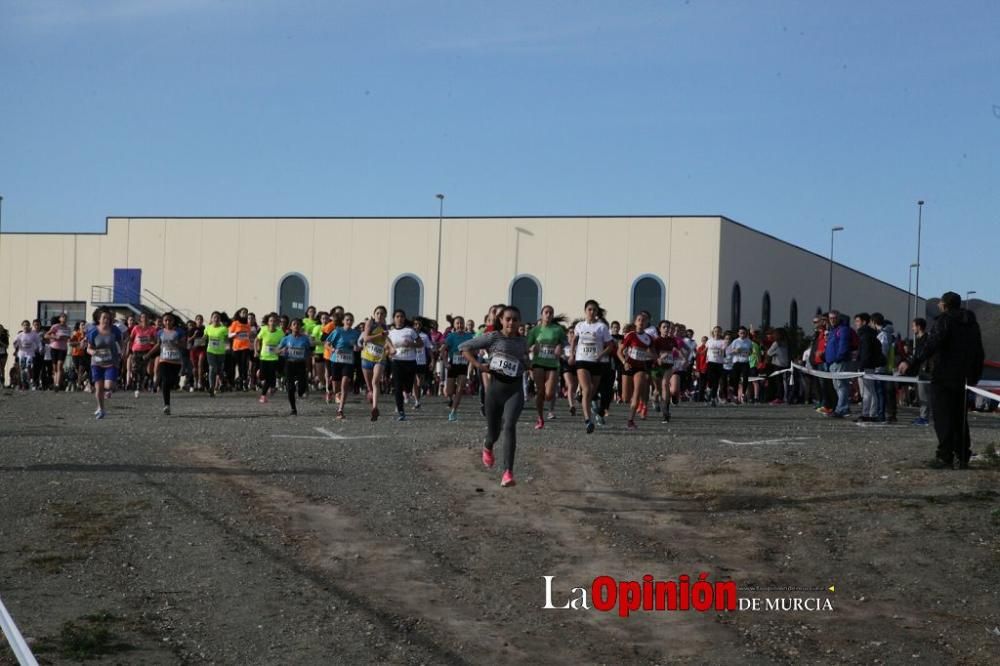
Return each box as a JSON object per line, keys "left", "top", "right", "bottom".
{"left": 187, "top": 314, "right": 207, "bottom": 391}
{"left": 441, "top": 316, "right": 473, "bottom": 421}
{"left": 460, "top": 306, "right": 530, "bottom": 487}
{"left": 410, "top": 317, "right": 433, "bottom": 409}
{"left": 360, "top": 306, "right": 389, "bottom": 421}
{"left": 86, "top": 310, "right": 123, "bottom": 419}
{"left": 13, "top": 320, "right": 42, "bottom": 390}
{"left": 385, "top": 309, "right": 419, "bottom": 422}
{"left": 326, "top": 312, "right": 360, "bottom": 419}
{"left": 127, "top": 313, "right": 157, "bottom": 397}
{"left": 704, "top": 326, "right": 726, "bottom": 406}
{"left": 571, "top": 300, "right": 614, "bottom": 434}
{"left": 278, "top": 319, "right": 312, "bottom": 415}
{"left": 145, "top": 312, "right": 186, "bottom": 415}
{"left": 69, "top": 321, "right": 90, "bottom": 392}
{"left": 255, "top": 313, "right": 283, "bottom": 404}
{"left": 45, "top": 312, "right": 72, "bottom": 390}
{"left": 618, "top": 312, "right": 655, "bottom": 430}
{"left": 653, "top": 320, "right": 678, "bottom": 422}
{"left": 228, "top": 308, "right": 253, "bottom": 391}
{"left": 527, "top": 305, "right": 567, "bottom": 429}
{"left": 204, "top": 311, "right": 228, "bottom": 396}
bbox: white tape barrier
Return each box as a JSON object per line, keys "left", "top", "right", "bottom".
{"left": 0, "top": 595, "right": 38, "bottom": 666}
{"left": 789, "top": 363, "right": 1000, "bottom": 404}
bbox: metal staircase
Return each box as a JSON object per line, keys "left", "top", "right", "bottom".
{"left": 90, "top": 286, "right": 196, "bottom": 321}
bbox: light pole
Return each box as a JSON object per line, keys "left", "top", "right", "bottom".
{"left": 908, "top": 262, "right": 919, "bottom": 346}
{"left": 434, "top": 193, "right": 445, "bottom": 324}
{"left": 965, "top": 290, "right": 976, "bottom": 309}
{"left": 914, "top": 200, "right": 924, "bottom": 310}
{"left": 827, "top": 226, "right": 844, "bottom": 311}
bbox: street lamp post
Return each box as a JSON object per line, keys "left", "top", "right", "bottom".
{"left": 827, "top": 226, "right": 844, "bottom": 311}
{"left": 914, "top": 200, "right": 924, "bottom": 311}
{"left": 965, "top": 290, "right": 976, "bottom": 309}
{"left": 908, "top": 262, "right": 919, "bottom": 346}
{"left": 434, "top": 194, "right": 445, "bottom": 324}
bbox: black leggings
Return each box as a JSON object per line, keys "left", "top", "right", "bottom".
{"left": 285, "top": 361, "right": 308, "bottom": 410}
{"left": 260, "top": 360, "right": 278, "bottom": 396}
{"left": 707, "top": 363, "right": 723, "bottom": 400}
{"left": 598, "top": 362, "right": 614, "bottom": 415}
{"left": 731, "top": 362, "right": 750, "bottom": 395}
{"left": 233, "top": 349, "right": 251, "bottom": 387}
{"left": 391, "top": 360, "right": 417, "bottom": 413}
{"left": 159, "top": 363, "right": 181, "bottom": 406}
{"left": 484, "top": 377, "right": 525, "bottom": 472}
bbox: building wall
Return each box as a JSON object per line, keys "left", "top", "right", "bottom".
{"left": 0, "top": 216, "right": 723, "bottom": 332}
{"left": 717, "top": 219, "right": 925, "bottom": 333}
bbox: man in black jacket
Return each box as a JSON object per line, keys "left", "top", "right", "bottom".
{"left": 854, "top": 313, "right": 885, "bottom": 423}
{"left": 898, "top": 292, "right": 985, "bottom": 469}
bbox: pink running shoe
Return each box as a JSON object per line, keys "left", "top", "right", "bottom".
{"left": 482, "top": 448, "right": 495, "bottom": 469}
{"left": 534, "top": 417, "right": 544, "bottom": 430}
{"left": 501, "top": 470, "right": 516, "bottom": 487}
{"left": 258, "top": 395, "right": 268, "bottom": 404}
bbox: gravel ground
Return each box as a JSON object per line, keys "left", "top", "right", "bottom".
{"left": 1, "top": 388, "right": 999, "bottom": 665}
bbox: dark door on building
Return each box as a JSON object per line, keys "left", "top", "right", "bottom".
{"left": 279, "top": 274, "right": 308, "bottom": 319}
{"left": 113, "top": 269, "right": 142, "bottom": 304}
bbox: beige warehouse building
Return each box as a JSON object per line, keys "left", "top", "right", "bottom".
{"left": 0, "top": 215, "right": 921, "bottom": 335}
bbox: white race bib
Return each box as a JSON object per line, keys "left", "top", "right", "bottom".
{"left": 161, "top": 346, "right": 181, "bottom": 362}
{"left": 287, "top": 346, "right": 307, "bottom": 361}
{"left": 488, "top": 353, "right": 520, "bottom": 378}
{"left": 94, "top": 348, "right": 113, "bottom": 365}
{"left": 577, "top": 343, "right": 599, "bottom": 362}
{"left": 334, "top": 350, "right": 353, "bottom": 364}
{"left": 537, "top": 345, "right": 556, "bottom": 360}
{"left": 364, "top": 342, "right": 384, "bottom": 359}
{"left": 451, "top": 352, "right": 467, "bottom": 365}
{"left": 627, "top": 346, "right": 651, "bottom": 362}
{"left": 208, "top": 338, "right": 224, "bottom": 351}
{"left": 263, "top": 344, "right": 277, "bottom": 356}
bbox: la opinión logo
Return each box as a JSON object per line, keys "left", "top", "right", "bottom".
{"left": 542, "top": 573, "right": 737, "bottom": 617}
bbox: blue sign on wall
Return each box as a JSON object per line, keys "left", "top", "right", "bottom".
{"left": 113, "top": 269, "right": 142, "bottom": 304}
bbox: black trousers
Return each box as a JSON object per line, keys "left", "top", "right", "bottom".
{"left": 391, "top": 360, "right": 417, "bottom": 413}
{"left": 159, "top": 362, "right": 181, "bottom": 406}
{"left": 260, "top": 360, "right": 278, "bottom": 395}
{"left": 707, "top": 363, "right": 723, "bottom": 400}
{"left": 285, "top": 361, "right": 308, "bottom": 410}
{"left": 484, "top": 377, "right": 524, "bottom": 472}
{"left": 598, "top": 363, "right": 613, "bottom": 415}
{"left": 930, "top": 384, "right": 971, "bottom": 464}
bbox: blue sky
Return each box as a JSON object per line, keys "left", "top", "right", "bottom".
{"left": 1, "top": 0, "right": 997, "bottom": 302}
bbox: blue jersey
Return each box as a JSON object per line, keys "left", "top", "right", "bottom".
{"left": 445, "top": 331, "right": 474, "bottom": 364}
{"left": 326, "top": 327, "right": 360, "bottom": 364}
{"left": 279, "top": 333, "right": 313, "bottom": 362}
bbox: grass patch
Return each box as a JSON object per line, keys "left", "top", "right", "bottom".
{"left": 35, "top": 612, "right": 135, "bottom": 660}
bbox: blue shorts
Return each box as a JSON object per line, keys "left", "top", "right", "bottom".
{"left": 91, "top": 365, "right": 119, "bottom": 383}
{"left": 361, "top": 358, "right": 385, "bottom": 371}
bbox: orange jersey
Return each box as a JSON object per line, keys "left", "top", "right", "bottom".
{"left": 229, "top": 321, "right": 252, "bottom": 351}
{"left": 70, "top": 330, "right": 87, "bottom": 357}
{"left": 322, "top": 321, "right": 337, "bottom": 360}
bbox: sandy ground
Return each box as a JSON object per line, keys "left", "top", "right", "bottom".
{"left": 1, "top": 388, "right": 998, "bottom": 665}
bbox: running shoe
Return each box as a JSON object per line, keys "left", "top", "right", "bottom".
{"left": 912, "top": 417, "right": 929, "bottom": 426}
{"left": 134, "top": 389, "right": 140, "bottom": 398}
{"left": 661, "top": 412, "right": 671, "bottom": 423}
{"left": 397, "top": 413, "right": 407, "bottom": 422}
{"left": 586, "top": 420, "right": 595, "bottom": 434}
{"left": 534, "top": 417, "right": 544, "bottom": 430}
{"left": 482, "top": 447, "right": 495, "bottom": 468}
{"left": 546, "top": 411, "right": 556, "bottom": 420}
{"left": 258, "top": 395, "right": 269, "bottom": 404}
{"left": 414, "top": 401, "right": 421, "bottom": 410}
{"left": 448, "top": 411, "right": 458, "bottom": 422}
{"left": 209, "top": 388, "right": 215, "bottom": 398}
{"left": 336, "top": 410, "right": 345, "bottom": 420}
{"left": 290, "top": 408, "right": 298, "bottom": 416}
{"left": 325, "top": 391, "right": 332, "bottom": 404}
{"left": 371, "top": 406, "right": 379, "bottom": 422}
{"left": 626, "top": 420, "right": 637, "bottom": 431}
{"left": 501, "top": 470, "right": 516, "bottom": 487}
{"left": 595, "top": 413, "right": 606, "bottom": 427}
{"left": 95, "top": 409, "right": 105, "bottom": 420}
{"left": 162, "top": 406, "right": 171, "bottom": 416}
{"left": 94, "top": 407, "right": 102, "bottom": 416}
{"left": 569, "top": 405, "right": 576, "bottom": 417}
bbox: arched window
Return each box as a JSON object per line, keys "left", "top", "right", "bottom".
{"left": 730, "top": 282, "right": 742, "bottom": 330}
{"left": 789, "top": 299, "right": 799, "bottom": 330}
{"left": 392, "top": 274, "right": 423, "bottom": 317}
{"left": 278, "top": 273, "right": 308, "bottom": 319}
{"left": 509, "top": 275, "right": 541, "bottom": 322}
{"left": 631, "top": 275, "right": 664, "bottom": 323}
{"left": 761, "top": 291, "right": 771, "bottom": 329}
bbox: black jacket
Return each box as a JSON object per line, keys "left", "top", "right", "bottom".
{"left": 910, "top": 308, "right": 985, "bottom": 388}
{"left": 856, "top": 326, "right": 884, "bottom": 370}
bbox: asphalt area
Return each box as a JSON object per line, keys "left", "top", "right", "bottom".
{"left": 1, "top": 388, "right": 999, "bottom": 665}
